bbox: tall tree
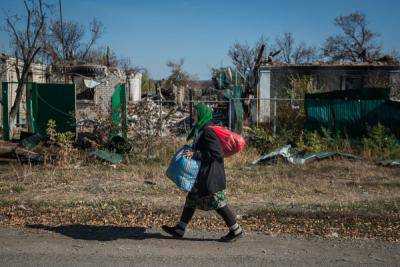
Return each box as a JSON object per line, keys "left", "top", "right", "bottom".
{"left": 4, "top": 0, "right": 47, "bottom": 125}
{"left": 45, "top": 17, "right": 104, "bottom": 64}
{"left": 46, "top": 20, "right": 84, "bottom": 62}
{"left": 323, "top": 12, "right": 382, "bottom": 62}
{"left": 227, "top": 37, "right": 272, "bottom": 97}
{"left": 228, "top": 36, "right": 268, "bottom": 79}
{"left": 275, "top": 32, "right": 317, "bottom": 64}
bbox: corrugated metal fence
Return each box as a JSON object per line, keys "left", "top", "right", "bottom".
{"left": 305, "top": 88, "right": 400, "bottom": 137}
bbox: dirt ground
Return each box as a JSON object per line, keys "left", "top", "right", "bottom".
{"left": 0, "top": 152, "right": 400, "bottom": 242}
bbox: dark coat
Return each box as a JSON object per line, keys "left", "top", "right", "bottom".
{"left": 192, "top": 122, "right": 226, "bottom": 195}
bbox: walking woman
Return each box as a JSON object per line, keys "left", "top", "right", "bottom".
{"left": 162, "top": 103, "right": 243, "bottom": 242}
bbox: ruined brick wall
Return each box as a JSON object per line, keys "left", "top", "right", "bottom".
{"left": 95, "top": 69, "right": 125, "bottom": 112}
{"left": 76, "top": 68, "right": 126, "bottom": 123}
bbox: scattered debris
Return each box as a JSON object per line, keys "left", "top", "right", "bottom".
{"left": 14, "top": 147, "right": 44, "bottom": 164}
{"left": 144, "top": 180, "right": 156, "bottom": 186}
{"left": 252, "top": 145, "right": 293, "bottom": 165}
{"left": 0, "top": 141, "right": 19, "bottom": 157}
{"left": 21, "top": 133, "right": 43, "bottom": 150}
{"left": 378, "top": 159, "right": 400, "bottom": 167}
{"left": 88, "top": 149, "right": 123, "bottom": 165}
{"left": 0, "top": 140, "right": 43, "bottom": 164}
{"left": 252, "top": 145, "right": 361, "bottom": 165}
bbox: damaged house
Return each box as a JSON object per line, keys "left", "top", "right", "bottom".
{"left": 69, "top": 64, "right": 142, "bottom": 121}
{"left": 256, "top": 62, "right": 400, "bottom": 122}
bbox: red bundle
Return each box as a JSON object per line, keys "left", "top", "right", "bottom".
{"left": 209, "top": 125, "right": 246, "bottom": 157}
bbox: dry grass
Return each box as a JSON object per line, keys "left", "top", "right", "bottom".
{"left": 0, "top": 148, "right": 399, "bottom": 241}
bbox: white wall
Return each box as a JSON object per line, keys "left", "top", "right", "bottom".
{"left": 128, "top": 72, "right": 142, "bottom": 102}
{"left": 257, "top": 69, "right": 271, "bottom": 123}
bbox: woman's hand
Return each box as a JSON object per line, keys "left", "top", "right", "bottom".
{"left": 184, "top": 150, "right": 194, "bottom": 159}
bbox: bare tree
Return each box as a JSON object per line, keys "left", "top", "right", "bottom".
{"left": 390, "top": 50, "right": 400, "bottom": 61}
{"left": 162, "top": 59, "right": 191, "bottom": 106}
{"left": 116, "top": 55, "right": 144, "bottom": 74}
{"left": 227, "top": 37, "right": 272, "bottom": 98}
{"left": 275, "top": 33, "right": 295, "bottom": 63}
{"left": 45, "top": 17, "right": 104, "bottom": 64}
{"left": 293, "top": 43, "right": 317, "bottom": 64}
{"left": 46, "top": 20, "right": 84, "bottom": 62}
{"left": 4, "top": 0, "right": 47, "bottom": 125}
{"left": 80, "top": 18, "right": 104, "bottom": 61}
{"left": 378, "top": 49, "right": 400, "bottom": 64}
{"left": 228, "top": 36, "right": 268, "bottom": 79}
{"left": 275, "top": 32, "right": 317, "bottom": 64}
{"left": 323, "top": 12, "right": 382, "bottom": 62}
{"left": 117, "top": 56, "right": 133, "bottom": 71}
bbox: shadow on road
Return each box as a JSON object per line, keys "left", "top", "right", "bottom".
{"left": 26, "top": 224, "right": 219, "bottom": 242}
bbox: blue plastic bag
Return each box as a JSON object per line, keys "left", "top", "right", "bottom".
{"left": 166, "top": 145, "right": 200, "bottom": 192}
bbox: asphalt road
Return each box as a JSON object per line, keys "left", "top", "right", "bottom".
{"left": 0, "top": 226, "right": 399, "bottom": 266}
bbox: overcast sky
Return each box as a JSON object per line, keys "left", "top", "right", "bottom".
{"left": 1, "top": 0, "right": 399, "bottom": 79}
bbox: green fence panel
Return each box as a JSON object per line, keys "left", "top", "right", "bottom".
{"left": 306, "top": 99, "right": 334, "bottom": 129}
{"left": 31, "top": 83, "right": 76, "bottom": 136}
{"left": 111, "top": 84, "right": 127, "bottom": 138}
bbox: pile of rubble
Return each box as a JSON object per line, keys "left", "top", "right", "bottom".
{"left": 127, "top": 98, "right": 190, "bottom": 138}
{"left": 0, "top": 98, "right": 191, "bottom": 165}
{"left": 0, "top": 139, "right": 43, "bottom": 164}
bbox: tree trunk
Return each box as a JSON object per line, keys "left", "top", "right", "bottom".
{"left": 9, "top": 71, "right": 29, "bottom": 133}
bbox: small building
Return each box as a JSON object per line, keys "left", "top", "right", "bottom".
{"left": 257, "top": 63, "right": 400, "bottom": 122}
{"left": 0, "top": 54, "right": 48, "bottom": 133}
{"left": 0, "top": 53, "right": 47, "bottom": 83}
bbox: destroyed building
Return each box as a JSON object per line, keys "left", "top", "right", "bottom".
{"left": 70, "top": 65, "right": 142, "bottom": 121}
{"left": 257, "top": 63, "right": 400, "bottom": 122}
{"left": 1, "top": 53, "right": 142, "bottom": 138}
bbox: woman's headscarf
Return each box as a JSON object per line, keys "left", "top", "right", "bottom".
{"left": 187, "top": 103, "right": 213, "bottom": 141}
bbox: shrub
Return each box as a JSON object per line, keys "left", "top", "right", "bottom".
{"left": 320, "top": 128, "right": 354, "bottom": 153}
{"left": 295, "top": 128, "right": 357, "bottom": 153}
{"left": 46, "top": 119, "right": 79, "bottom": 167}
{"left": 300, "top": 131, "right": 328, "bottom": 152}
{"left": 245, "top": 126, "right": 280, "bottom": 154}
{"left": 362, "top": 124, "right": 400, "bottom": 159}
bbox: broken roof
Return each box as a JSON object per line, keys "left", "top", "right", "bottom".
{"left": 261, "top": 61, "right": 400, "bottom": 71}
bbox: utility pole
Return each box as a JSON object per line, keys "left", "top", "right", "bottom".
{"left": 59, "top": 0, "right": 68, "bottom": 83}
{"left": 59, "top": 0, "right": 65, "bottom": 60}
